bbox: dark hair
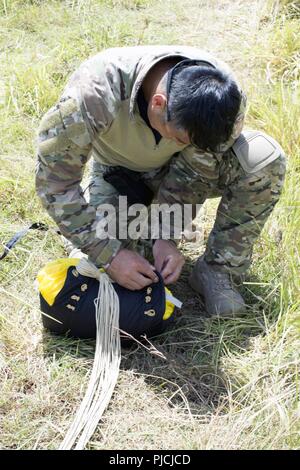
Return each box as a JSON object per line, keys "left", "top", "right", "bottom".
{"left": 167, "top": 63, "right": 242, "bottom": 151}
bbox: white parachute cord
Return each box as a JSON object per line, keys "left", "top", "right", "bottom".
{"left": 59, "top": 258, "right": 121, "bottom": 450}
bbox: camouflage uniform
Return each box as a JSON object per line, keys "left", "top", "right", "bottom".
{"left": 36, "top": 46, "right": 286, "bottom": 274}
{"left": 157, "top": 137, "right": 286, "bottom": 274}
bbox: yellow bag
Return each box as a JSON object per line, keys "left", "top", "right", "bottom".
{"left": 37, "top": 258, "right": 80, "bottom": 306}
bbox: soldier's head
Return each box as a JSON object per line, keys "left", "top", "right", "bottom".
{"left": 148, "top": 60, "right": 243, "bottom": 151}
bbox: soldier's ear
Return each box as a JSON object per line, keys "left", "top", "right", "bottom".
{"left": 151, "top": 93, "right": 167, "bottom": 113}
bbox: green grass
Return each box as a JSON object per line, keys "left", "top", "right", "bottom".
{"left": 0, "top": 0, "right": 300, "bottom": 450}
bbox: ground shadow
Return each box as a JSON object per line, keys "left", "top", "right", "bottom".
{"left": 119, "top": 245, "right": 284, "bottom": 414}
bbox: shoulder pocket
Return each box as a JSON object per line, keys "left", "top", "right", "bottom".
{"left": 38, "top": 97, "right": 92, "bottom": 157}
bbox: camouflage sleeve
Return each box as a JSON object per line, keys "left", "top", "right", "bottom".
{"left": 35, "top": 93, "right": 123, "bottom": 267}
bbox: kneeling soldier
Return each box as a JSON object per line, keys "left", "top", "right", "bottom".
{"left": 36, "top": 46, "right": 286, "bottom": 316}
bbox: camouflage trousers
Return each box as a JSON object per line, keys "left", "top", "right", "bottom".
{"left": 85, "top": 148, "right": 286, "bottom": 275}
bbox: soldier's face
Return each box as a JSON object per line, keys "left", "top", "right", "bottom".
{"left": 159, "top": 120, "right": 190, "bottom": 146}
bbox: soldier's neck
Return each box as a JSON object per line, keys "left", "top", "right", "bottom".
{"left": 142, "top": 58, "right": 182, "bottom": 103}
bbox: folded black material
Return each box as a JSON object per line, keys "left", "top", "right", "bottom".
{"left": 103, "top": 167, "right": 154, "bottom": 206}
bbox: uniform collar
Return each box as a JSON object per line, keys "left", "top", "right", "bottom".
{"left": 129, "top": 53, "right": 185, "bottom": 120}
{"left": 129, "top": 52, "right": 217, "bottom": 120}
{"left": 128, "top": 48, "right": 247, "bottom": 152}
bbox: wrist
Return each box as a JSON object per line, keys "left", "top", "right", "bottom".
{"left": 96, "top": 241, "right": 123, "bottom": 270}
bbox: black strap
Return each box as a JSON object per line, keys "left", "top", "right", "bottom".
{"left": 0, "top": 222, "right": 48, "bottom": 261}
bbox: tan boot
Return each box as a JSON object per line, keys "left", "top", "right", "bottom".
{"left": 189, "top": 255, "right": 246, "bottom": 316}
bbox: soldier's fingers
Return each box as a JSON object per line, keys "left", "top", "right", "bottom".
{"left": 164, "top": 266, "right": 181, "bottom": 284}
{"left": 137, "top": 262, "right": 158, "bottom": 283}
{"left": 161, "top": 256, "right": 175, "bottom": 280}
{"left": 163, "top": 256, "right": 184, "bottom": 284}
{"left": 132, "top": 272, "right": 155, "bottom": 289}
{"left": 154, "top": 255, "right": 164, "bottom": 273}
{"left": 123, "top": 279, "right": 142, "bottom": 291}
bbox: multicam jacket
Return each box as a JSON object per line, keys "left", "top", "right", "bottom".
{"left": 36, "top": 45, "right": 246, "bottom": 267}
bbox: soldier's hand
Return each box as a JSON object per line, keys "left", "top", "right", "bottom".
{"left": 106, "top": 248, "right": 159, "bottom": 290}
{"left": 153, "top": 240, "right": 185, "bottom": 284}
